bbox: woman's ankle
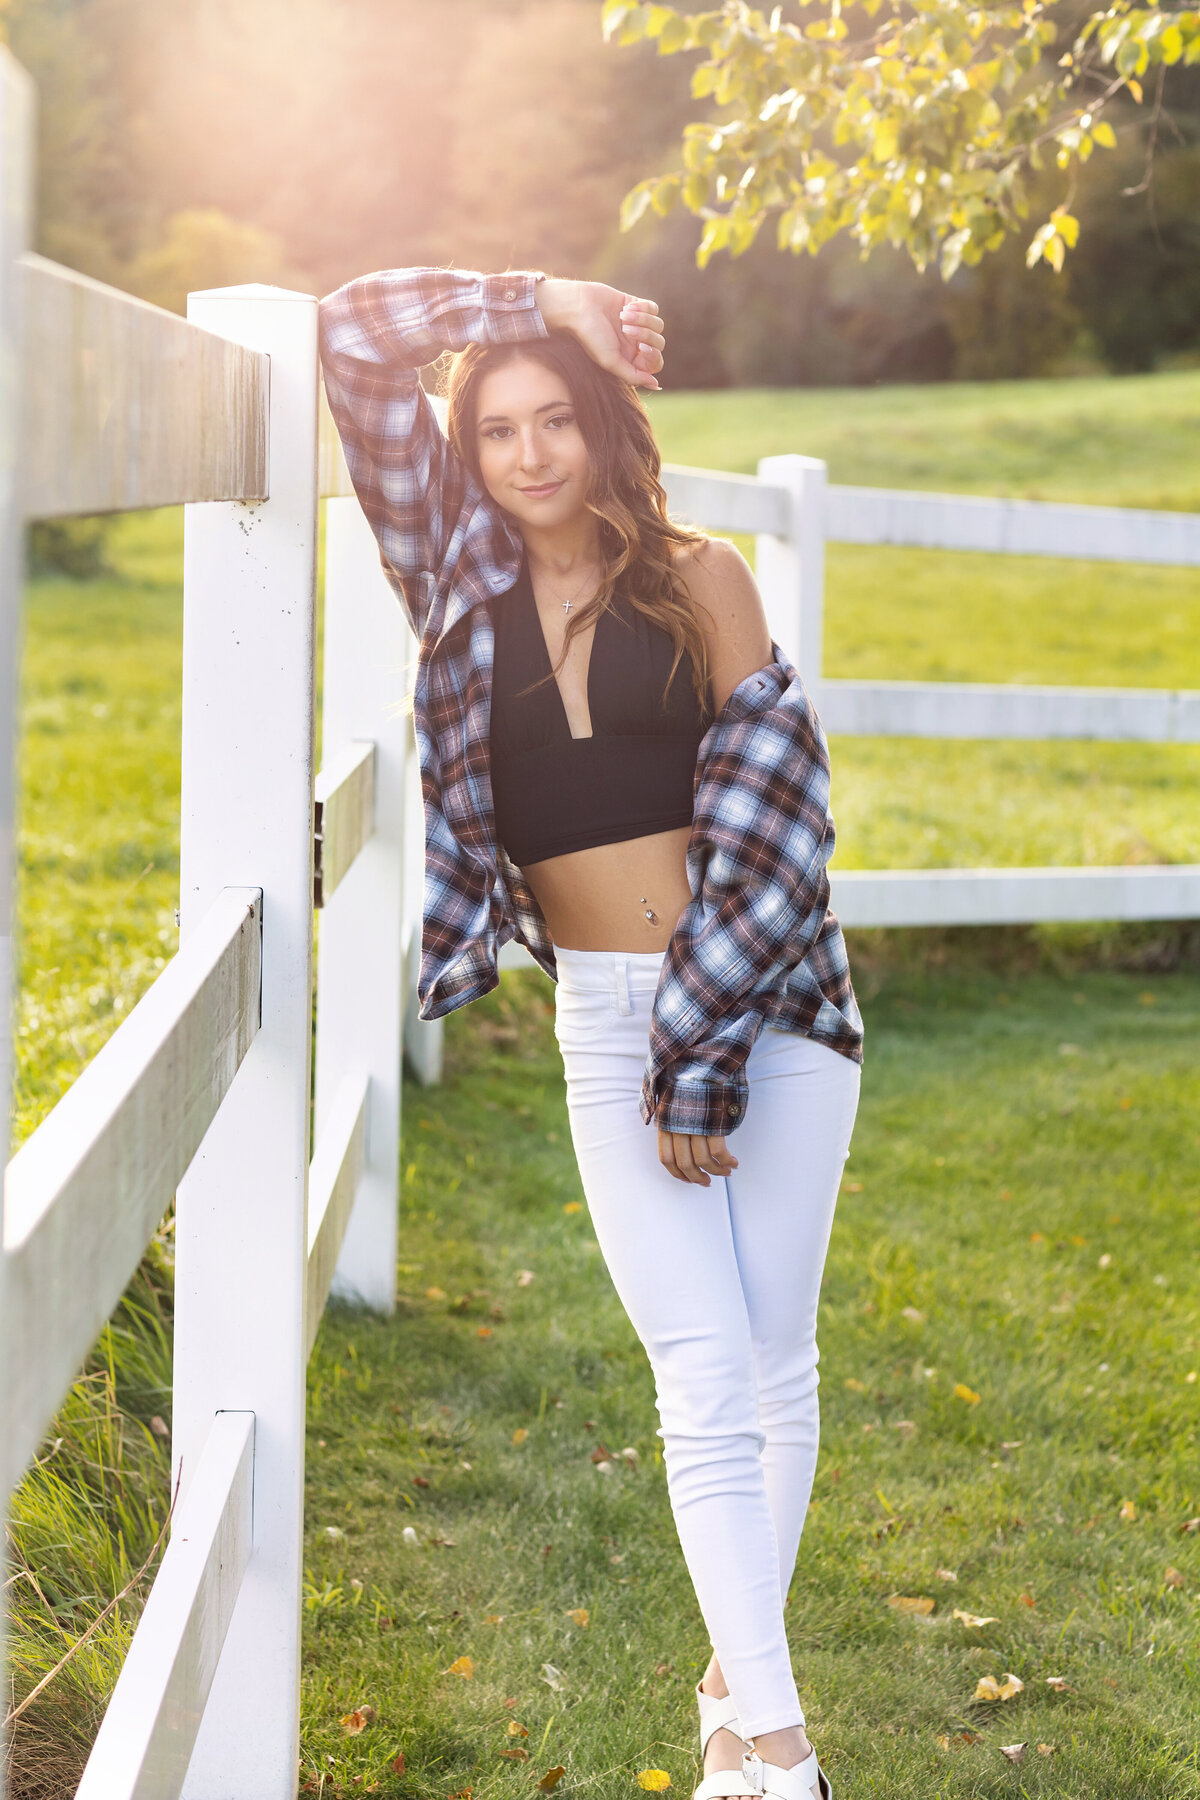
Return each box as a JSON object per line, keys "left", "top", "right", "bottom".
{"left": 748, "top": 1724, "right": 809, "bottom": 1769}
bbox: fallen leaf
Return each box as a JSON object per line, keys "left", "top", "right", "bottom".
{"left": 844, "top": 1377, "right": 866, "bottom": 1392}
{"left": 1164, "top": 1566, "right": 1186, "bottom": 1589}
{"left": 1019, "top": 1593, "right": 1036, "bottom": 1608}
{"left": 390, "top": 1753, "right": 406, "bottom": 1774}
{"left": 507, "top": 1721, "right": 529, "bottom": 1738}
{"left": 620, "top": 1446, "right": 640, "bottom": 1466}
{"left": 1045, "top": 1676, "right": 1069, "bottom": 1691}
{"left": 999, "top": 1673, "right": 1024, "bottom": 1698}
{"left": 934, "top": 1567, "right": 958, "bottom": 1582}
{"left": 538, "top": 1766, "right": 567, "bottom": 1791}
{"left": 637, "top": 1773, "right": 673, "bottom": 1791}
{"left": 999, "top": 1743, "right": 1028, "bottom": 1764}
{"left": 1119, "top": 1499, "right": 1137, "bottom": 1521}
{"left": 936, "top": 1729, "right": 981, "bottom": 1750}
{"left": 1037, "top": 1742, "right": 1058, "bottom": 1756}
{"left": 954, "top": 1383, "right": 981, "bottom": 1405}
{"left": 485, "top": 1614, "right": 506, "bottom": 1626}
{"left": 563, "top": 1201, "right": 582, "bottom": 1214}
{"left": 590, "top": 1444, "right": 613, "bottom": 1464}
{"left": 512, "top": 1428, "right": 529, "bottom": 1445}
{"left": 499, "top": 1748, "right": 530, "bottom": 1761}
{"left": 425, "top": 1286, "right": 447, "bottom": 1300}
{"left": 900, "top": 1306, "right": 924, "bottom": 1323}
{"left": 445, "top": 1656, "right": 474, "bottom": 1679}
{"left": 339, "top": 1705, "right": 377, "bottom": 1734}
{"left": 516, "top": 1270, "right": 535, "bottom": 1286}
{"left": 412, "top": 1475, "right": 430, "bottom": 1489}
{"left": 953, "top": 1609, "right": 999, "bottom": 1628}
{"left": 477, "top": 1326, "right": 493, "bottom": 1338}
{"left": 1181, "top": 1518, "right": 1200, "bottom": 1534}
{"left": 402, "top": 1526, "right": 419, "bottom": 1546}
{"left": 566, "top": 1608, "right": 589, "bottom": 1628}
{"left": 1098, "top": 1253, "right": 1113, "bottom": 1269}
{"left": 841, "top": 1179, "right": 863, "bottom": 1192}
{"left": 448, "top": 1788, "right": 472, "bottom": 1799}
{"left": 892, "top": 1419, "right": 917, "bottom": 1435}
{"left": 973, "top": 1676, "right": 1002, "bottom": 1701}
{"left": 431, "top": 1535, "right": 457, "bottom": 1548}
{"left": 887, "top": 1594, "right": 935, "bottom": 1615}
{"left": 540, "top": 1662, "right": 566, "bottom": 1691}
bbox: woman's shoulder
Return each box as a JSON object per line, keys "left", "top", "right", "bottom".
{"left": 670, "top": 534, "right": 772, "bottom": 701}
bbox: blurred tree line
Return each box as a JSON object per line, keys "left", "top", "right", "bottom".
{"left": 3, "top": 0, "right": 1198, "bottom": 387}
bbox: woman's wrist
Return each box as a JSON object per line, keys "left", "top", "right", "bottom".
{"left": 535, "top": 277, "right": 581, "bottom": 335}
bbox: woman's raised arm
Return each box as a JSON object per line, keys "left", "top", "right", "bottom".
{"left": 317, "top": 267, "right": 551, "bottom": 637}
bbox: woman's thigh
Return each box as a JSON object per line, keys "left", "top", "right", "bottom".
{"left": 726, "top": 1027, "right": 861, "bottom": 1368}
{"left": 555, "top": 987, "right": 763, "bottom": 1431}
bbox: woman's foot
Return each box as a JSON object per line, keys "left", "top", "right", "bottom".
{"left": 699, "top": 1661, "right": 822, "bottom": 1800}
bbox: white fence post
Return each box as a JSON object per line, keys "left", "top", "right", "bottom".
{"left": 174, "top": 284, "right": 318, "bottom": 1798}
{"left": 755, "top": 454, "right": 827, "bottom": 693}
{"left": 313, "top": 496, "right": 411, "bottom": 1313}
{"left": 0, "top": 46, "right": 33, "bottom": 1800}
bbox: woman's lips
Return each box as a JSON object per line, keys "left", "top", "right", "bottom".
{"left": 518, "top": 480, "right": 565, "bottom": 499}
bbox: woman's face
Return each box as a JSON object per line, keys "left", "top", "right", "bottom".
{"left": 474, "top": 356, "right": 592, "bottom": 535}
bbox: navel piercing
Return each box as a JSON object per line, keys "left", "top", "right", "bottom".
{"left": 640, "top": 894, "right": 659, "bottom": 925}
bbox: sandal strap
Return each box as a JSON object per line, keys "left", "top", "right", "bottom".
{"left": 750, "top": 1751, "right": 832, "bottom": 1800}
{"left": 695, "top": 1682, "right": 745, "bottom": 1757}
{"left": 743, "top": 1752, "right": 817, "bottom": 1800}
{"left": 692, "top": 1772, "right": 759, "bottom": 1800}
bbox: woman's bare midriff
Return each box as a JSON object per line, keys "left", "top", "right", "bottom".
{"left": 520, "top": 825, "right": 694, "bottom": 951}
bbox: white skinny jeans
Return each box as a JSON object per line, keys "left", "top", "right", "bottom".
{"left": 552, "top": 943, "right": 861, "bottom": 1740}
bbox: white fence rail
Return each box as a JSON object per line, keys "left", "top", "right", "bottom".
{"left": 1, "top": 33, "right": 1198, "bottom": 1797}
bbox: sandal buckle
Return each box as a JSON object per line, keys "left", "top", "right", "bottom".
{"left": 741, "top": 1753, "right": 764, "bottom": 1795}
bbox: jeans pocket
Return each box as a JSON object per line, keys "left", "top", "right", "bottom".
{"left": 553, "top": 985, "right": 618, "bottom": 1042}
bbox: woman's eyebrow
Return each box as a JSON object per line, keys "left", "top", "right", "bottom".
{"left": 478, "top": 399, "right": 574, "bottom": 426}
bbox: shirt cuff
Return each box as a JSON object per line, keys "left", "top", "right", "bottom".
{"left": 639, "top": 1070, "right": 748, "bottom": 1137}
{"left": 479, "top": 271, "right": 550, "bottom": 345}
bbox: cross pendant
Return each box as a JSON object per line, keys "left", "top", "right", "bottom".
{"left": 562, "top": 601, "right": 572, "bottom": 613}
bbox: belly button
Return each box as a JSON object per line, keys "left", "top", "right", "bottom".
{"left": 639, "top": 894, "right": 659, "bottom": 925}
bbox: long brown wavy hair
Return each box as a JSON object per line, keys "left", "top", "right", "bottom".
{"left": 443, "top": 332, "right": 714, "bottom": 725}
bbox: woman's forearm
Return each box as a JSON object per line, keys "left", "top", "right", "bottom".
{"left": 318, "top": 267, "right": 549, "bottom": 377}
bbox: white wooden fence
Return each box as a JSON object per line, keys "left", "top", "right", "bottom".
{"left": 2, "top": 36, "right": 1199, "bottom": 1800}
{"left": 0, "top": 44, "right": 425, "bottom": 1798}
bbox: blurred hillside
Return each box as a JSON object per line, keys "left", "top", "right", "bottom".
{"left": 3, "top": 0, "right": 1198, "bottom": 386}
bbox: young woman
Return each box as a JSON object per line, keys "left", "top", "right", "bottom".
{"left": 319, "top": 268, "right": 864, "bottom": 1800}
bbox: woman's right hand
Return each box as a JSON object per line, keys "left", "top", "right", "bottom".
{"left": 536, "top": 278, "right": 665, "bottom": 391}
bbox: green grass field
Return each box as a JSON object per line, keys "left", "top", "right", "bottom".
{"left": 7, "top": 371, "right": 1200, "bottom": 1798}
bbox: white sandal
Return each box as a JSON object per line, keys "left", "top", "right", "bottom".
{"left": 693, "top": 1683, "right": 832, "bottom": 1800}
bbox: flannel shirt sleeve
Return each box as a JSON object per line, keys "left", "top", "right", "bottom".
{"left": 317, "top": 267, "right": 549, "bottom": 637}
{"left": 640, "top": 662, "right": 837, "bottom": 1138}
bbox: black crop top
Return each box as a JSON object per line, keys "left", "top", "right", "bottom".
{"left": 489, "top": 555, "right": 707, "bottom": 866}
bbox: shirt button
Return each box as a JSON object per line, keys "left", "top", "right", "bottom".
{"left": 729, "top": 1104, "right": 740, "bottom": 1116}
{"left": 504, "top": 287, "right": 516, "bottom": 301}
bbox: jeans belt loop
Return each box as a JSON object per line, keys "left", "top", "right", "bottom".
{"left": 615, "top": 954, "right": 632, "bottom": 1016}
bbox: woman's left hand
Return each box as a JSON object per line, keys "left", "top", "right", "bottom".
{"left": 658, "top": 1128, "right": 739, "bottom": 1186}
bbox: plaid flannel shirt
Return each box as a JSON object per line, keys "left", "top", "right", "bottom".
{"left": 318, "top": 266, "right": 863, "bottom": 1136}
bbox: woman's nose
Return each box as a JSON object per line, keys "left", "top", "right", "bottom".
{"left": 516, "top": 429, "right": 547, "bottom": 470}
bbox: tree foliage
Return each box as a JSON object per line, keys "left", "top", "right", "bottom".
{"left": 604, "top": 0, "right": 1200, "bottom": 275}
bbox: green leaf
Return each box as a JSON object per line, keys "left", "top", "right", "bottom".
{"left": 619, "top": 181, "right": 657, "bottom": 232}
{"left": 1091, "top": 118, "right": 1117, "bottom": 147}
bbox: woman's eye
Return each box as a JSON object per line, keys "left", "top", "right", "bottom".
{"left": 547, "top": 414, "right": 574, "bottom": 430}
{"left": 483, "top": 425, "right": 514, "bottom": 440}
